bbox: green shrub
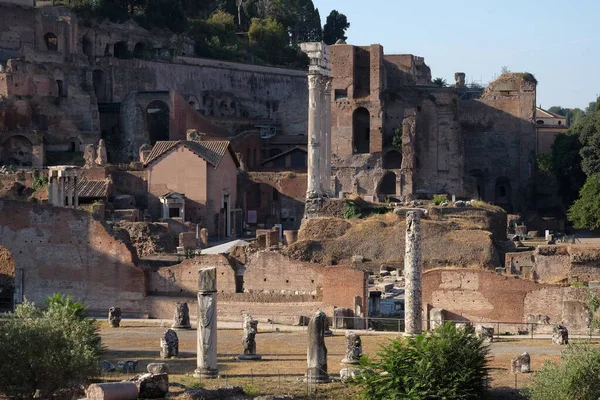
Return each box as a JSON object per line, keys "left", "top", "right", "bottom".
{"left": 525, "top": 345, "right": 600, "bottom": 400}
{"left": 351, "top": 323, "right": 489, "bottom": 400}
{"left": 32, "top": 175, "right": 48, "bottom": 191}
{"left": 0, "top": 295, "right": 101, "bottom": 399}
{"left": 432, "top": 193, "right": 448, "bottom": 205}
{"left": 343, "top": 200, "right": 362, "bottom": 219}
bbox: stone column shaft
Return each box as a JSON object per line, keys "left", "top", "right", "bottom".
{"left": 323, "top": 77, "right": 332, "bottom": 196}
{"left": 74, "top": 176, "right": 79, "bottom": 208}
{"left": 404, "top": 211, "right": 422, "bottom": 334}
{"left": 306, "top": 74, "right": 322, "bottom": 199}
{"left": 194, "top": 267, "right": 218, "bottom": 378}
{"left": 66, "top": 177, "right": 73, "bottom": 207}
{"left": 58, "top": 177, "right": 65, "bottom": 207}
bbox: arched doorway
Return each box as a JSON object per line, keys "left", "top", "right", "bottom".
{"left": 44, "top": 32, "right": 58, "bottom": 51}
{"left": 353, "top": 107, "right": 370, "bottom": 154}
{"left": 92, "top": 70, "right": 105, "bottom": 102}
{"left": 133, "top": 42, "right": 145, "bottom": 58}
{"left": 470, "top": 169, "right": 485, "bottom": 201}
{"left": 383, "top": 150, "right": 402, "bottom": 169}
{"left": 1, "top": 135, "right": 33, "bottom": 166}
{"left": 0, "top": 245, "right": 15, "bottom": 311}
{"left": 495, "top": 177, "right": 512, "bottom": 211}
{"left": 378, "top": 172, "right": 397, "bottom": 195}
{"left": 114, "top": 41, "right": 129, "bottom": 59}
{"left": 82, "top": 35, "right": 93, "bottom": 60}
{"left": 146, "top": 100, "right": 170, "bottom": 145}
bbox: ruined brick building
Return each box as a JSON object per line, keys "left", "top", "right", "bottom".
{"left": 329, "top": 44, "right": 537, "bottom": 213}
{"left": 0, "top": 1, "right": 547, "bottom": 225}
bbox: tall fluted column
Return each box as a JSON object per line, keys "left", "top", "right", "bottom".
{"left": 404, "top": 211, "right": 422, "bottom": 334}
{"left": 306, "top": 74, "right": 322, "bottom": 199}
{"left": 66, "top": 177, "right": 73, "bottom": 207}
{"left": 323, "top": 77, "right": 332, "bottom": 196}
{"left": 73, "top": 176, "right": 79, "bottom": 208}
{"left": 194, "top": 267, "right": 219, "bottom": 378}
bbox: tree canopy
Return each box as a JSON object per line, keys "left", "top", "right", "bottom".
{"left": 67, "top": 0, "right": 347, "bottom": 68}
{"left": 323, "top": 10, "right": 350, "bottom": 45}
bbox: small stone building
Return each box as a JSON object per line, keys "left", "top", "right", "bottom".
{"left": 145, "top": 138, "right": 239, "bottom": 238}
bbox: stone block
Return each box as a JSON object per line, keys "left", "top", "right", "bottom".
{"left": 132, "top": 373, "right": 169, "bottom": 399}
{"left": 283, "top": 230, "right": 298, "bottom": 246}
{"left": 198, "top": 267, "right": 217, "bottom": 293}
{"left": 147, "top": 363, "right": 169, "bottom": 374}
{"left": 179, "top": 232, "right": 196, "bottom": 248}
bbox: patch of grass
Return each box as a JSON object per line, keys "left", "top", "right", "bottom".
{"left": 432, "top": 194, "right": 448, "bottom": 206}
{"left": 32, "top": 175, "right": 48, "bottom": 191}
{"left": 471, "top": 200, "right": 504, "bottom": 212}
{"left": 178, "top": 375, "right": 205, "bottom": 389}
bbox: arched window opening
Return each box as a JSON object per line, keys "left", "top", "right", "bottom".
{"left": 495, "top": 177, "right": 512, "bottom": 211}
{"left": 146, "top": 100, "right": 170, "bottom": 145}
{"left": 92, "top": 70, "right": 105, "bottom": 102}
{"left": 353, "top": 107, "right": 370, "bottom": 154}
{"left": 558, "top": 120, "right": 562, "bottom": 126}
{"left": 383, "top": 150, "right": 402, "bottom": 169}
{"left": 378, "top": 172, "right": 397, "bottom": 195}
{"left": 1, "top": 135, "right": 33, "bottom": 166}
{"left": 82, "top": 36, "right": 93, "bottom": 59}
{"left": 114, "top": 41, "right": 129, "bottom": 59}
{"left": 44, "top": 33, "right": 58, "bottom": 51}
{"left": 133, "top": 42, "right": 145, "bottom": 58}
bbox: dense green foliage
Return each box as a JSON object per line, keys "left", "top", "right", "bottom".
{"left": 0, "top": 295, "right": 101, "bottom": 399}
{"left": 568, "top": 174, "right": 600, "bottom": 230}
{"left": 343, "top": 199, "right": 362, "bottom": 219}
{"left": 351, "top": 323, "right": 489, "bottom": 400}
{"left": 525, "top": 345, "right": 600, "bottom": 400}
{"left": 432, "top": 194, "right": 448, "bottom": 205}
{"left": 323, "top": 10, "right": 350, "bottom": 45}
{"left": 66, "top": 0, "right": 347, "bottom": 68}
{"left": 433, "top": 77, "right": 447, "bottom": 87}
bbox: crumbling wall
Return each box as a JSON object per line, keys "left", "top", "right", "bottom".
{"left": 0, "top": 200, "right": 145, "bottom": 313}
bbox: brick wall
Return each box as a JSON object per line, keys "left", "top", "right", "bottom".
{"left": 145, "top": 255, "right": 236, "bottom": 297}
{"left": 0, "top": 200, "right": 145, "bottom": 313}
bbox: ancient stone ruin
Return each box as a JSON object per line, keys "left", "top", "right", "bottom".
{"left": 404, "top": 211, "right": 422, "bottom": 334}
{"left": 172, "top": 302, "right": 191, "bottom": 329}
{"left": 475, "top": 324, "right": 495, "bottom": 343}
{"left": 340, "top": 331, "right": 362, "bottom": 382}
{"left": 131, "top": 372, "right": 169, "bottom": 399}
{"left": 239, "top": 313, "right": 262, "bottom": 360}
{"left": 194, "top": 267, "right": 219, "bottom": 378}
{"left": 108, "top": 307, "right": 121, "bottom": 328}
{"left": 160, "top": 329, "right": 179, "bottom": 359}
{"left": 511, "top": 352, "right": 531, "bottom": 374}
{"left": 341, "top": 331, "right": 362, "bottom": 365}
{"left": 306, "top": 310, "right": 330, "bottom": 384}
{"left": 552, "top": 324, "right": 569, "bottom": 345}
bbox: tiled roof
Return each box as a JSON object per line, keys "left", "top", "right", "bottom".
{"left": 144, "top": 140, "right": 232, "bottom": 167}
{"left": 66, "top": 177, "right": 109, "bottom": 198}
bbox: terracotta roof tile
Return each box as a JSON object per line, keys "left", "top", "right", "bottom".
{"left": 145, "top": 140, "right": 232, "bottom": 167}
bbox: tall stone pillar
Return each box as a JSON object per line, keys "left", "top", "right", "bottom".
{"left": 194, "top": 267, "right": 219, "bottom": 378}
{"left": 306, "top": 311, "right": 330, "bottom": 383}
{"left": 404, "top": 211, "right": 422, "bottom": 334}
{"left": 306, "top": 74, "right": 322, "bottom": 199}
{"left": 58, "top": 176, "right": 65, "bottom": 207}
{"left": 73, "top": 176, "right": 79, "bottom": 208}
{"left": 323, "top": 78, "right": 332, "bottom": 196}
{"left": 301, "top": 42, "right": 332, "bottom": 215}
{"left": 66, "top": 177, "right": 73, "bottom": 207}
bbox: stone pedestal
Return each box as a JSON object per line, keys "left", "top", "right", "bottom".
{"left": 306, "top": 311, "right": 330, "bottom": 383}
{"left": 194, "top": 267, "right": 219, "bottom": 378}
{"left": 172, "top": 302, "right": 191, "bottom": 329}
{"left": 404, "top": 211, "right": 422, "bottom": 335}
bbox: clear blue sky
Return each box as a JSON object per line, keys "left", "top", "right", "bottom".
{"left": 313, "top": 0, "right": 600, "bottom": 110}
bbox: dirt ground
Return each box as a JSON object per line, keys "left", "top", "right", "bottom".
{"left": 97, "top": 322, "right": 579, "bottom": 399}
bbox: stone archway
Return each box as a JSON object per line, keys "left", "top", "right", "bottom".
{"left": 1, "top": 135, "right": 33, "bottom": 166}
{"left": 353, "top": 107, "right": 370, "bottom": 154}
{"left": 146, "top": 100, "right": 170, "bottom": 145}
{"left": 383, "top": 149, "right": 402, "bottom": 169}
{"left": 44, "top": 32, "right": 58, "bottom": 51}
{"left": 377, "top": 171, "right": 397, "bottom": 195}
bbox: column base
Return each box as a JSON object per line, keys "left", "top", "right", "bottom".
{"left": 238, "top": 354, "right": 262, "bottom": 361}
{"left": 171, "top": 324, "right": 192, "bottom": 330}
{"left": 304, "top": 368, "right": 331, "bottom": 384}
{"left": 304, "top": 196, "right": 327, "bottom": 219}
{"left": 193, "top": 368, "right": 219, "bottom": 379}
